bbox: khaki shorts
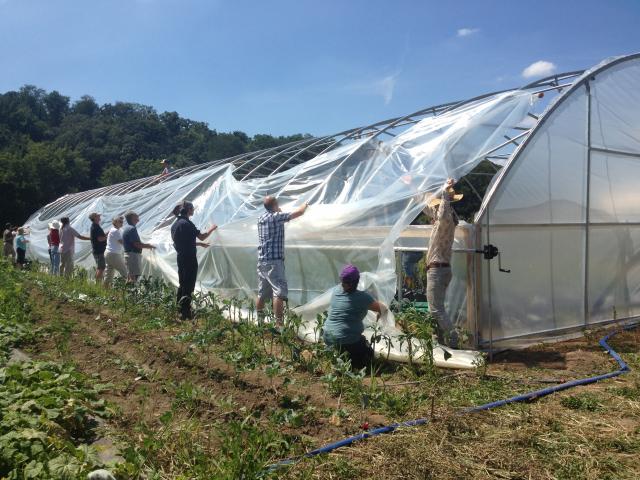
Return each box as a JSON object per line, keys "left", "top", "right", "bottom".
{"left": 257, "top": 259, "right": 288, "bottom": 300}
{"left": 60, "top": 250, "right": 74, "bottom": 278}
{"left": 125, "top": 252, "right": 142, "bottom": 277}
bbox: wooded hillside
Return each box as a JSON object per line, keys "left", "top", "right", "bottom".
{"left": 0, "top": 85, "right": 308, "bottom": 224}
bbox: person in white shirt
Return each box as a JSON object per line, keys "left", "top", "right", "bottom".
{"left": 104, "top": 216, "right": 128, "bottom": 286}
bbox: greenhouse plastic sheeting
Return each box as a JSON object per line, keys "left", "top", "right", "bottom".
{"left": 479, "top": 55, "right": 640, "bottom": 346}
{"left": 24, "top": 90, "right": 537, "bottom": 367}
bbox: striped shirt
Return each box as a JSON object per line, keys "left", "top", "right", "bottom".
{"left": 258, "top": 211, "right": 291, "bottom": 262}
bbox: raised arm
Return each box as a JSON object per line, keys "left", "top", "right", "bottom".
{"left": 289, "top": 202, "right": 309, "bottom": 220}
{"left": 197, "top": 224, "right": 218, "bottom": 241}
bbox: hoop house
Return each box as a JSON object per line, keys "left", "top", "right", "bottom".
{"left": 24, "top": 54, "right": 640, "bottom": 365}
{"left": 476, "top": 53, "right": 640, "bottom": 349}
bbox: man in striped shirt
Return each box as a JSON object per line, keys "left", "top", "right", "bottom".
{"left": 257, "top": 195, "right": 308, "bottom": 325}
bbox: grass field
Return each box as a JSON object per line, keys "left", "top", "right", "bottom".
{"left": 0, "top": 260, "right": 638, "bottom": 479}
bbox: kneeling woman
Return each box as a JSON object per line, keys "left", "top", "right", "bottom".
{"left": 171, "top": 201, "right": 217, "bottom": 320}
{"left": 322, "top": 264, "right": 384, "bottom": 369}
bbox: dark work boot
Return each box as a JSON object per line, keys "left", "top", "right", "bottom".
{"left": 178, "top": 295, "right": 193, "bottom": 320}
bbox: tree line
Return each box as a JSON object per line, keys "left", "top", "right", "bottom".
{"left": 0, "top": 85, "right": 495, "bottom": 226}
{"left": 0, "top": 85, "right": 308, "bottom": 225}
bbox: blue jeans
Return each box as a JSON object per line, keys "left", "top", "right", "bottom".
{"left": 50, "top": 245, "right": 60, "bottom": 275}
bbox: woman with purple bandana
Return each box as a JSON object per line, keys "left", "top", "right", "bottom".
{"left": 322, "top": 264, "right": 384, "bottom": 369}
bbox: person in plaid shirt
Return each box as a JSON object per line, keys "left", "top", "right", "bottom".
{"left": 257, "top": 195, "right": 308, "bottom": 325}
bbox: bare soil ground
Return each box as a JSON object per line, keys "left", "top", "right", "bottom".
{"left": 26, "top": 289, "right": 386, "bottom": 446}
{"left": 24, "top": 284, "right": 640, "bottom": 479}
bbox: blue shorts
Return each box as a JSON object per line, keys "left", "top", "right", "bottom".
{"left": 257, "top": 259, "right": 288, "bottom": 300}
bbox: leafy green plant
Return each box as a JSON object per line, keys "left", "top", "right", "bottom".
{"left": 560, "top": 393, "right": 602, "bottom": 411}
{"left": 213, "top": 416, "right": 296, "bottom": 479}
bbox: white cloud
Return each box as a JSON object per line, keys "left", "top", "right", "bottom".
{"left": 522, "top": 60, "right": 557, "bottom": 78}
{"left": 377, "top": 74, "right": 398, "bottom": 105}
{"left": 457, "top": 28, "right": 479, "bottom": 37}
{"left": 346, "top": 72, "right": 400, "bottom": 105}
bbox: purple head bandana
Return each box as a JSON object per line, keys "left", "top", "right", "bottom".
{"left": 339, "top": 264, "right": 360, "bottom": 285}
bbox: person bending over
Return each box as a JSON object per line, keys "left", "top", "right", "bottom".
{"left": 322, "top": 264, "right": 384, "bottom": 370}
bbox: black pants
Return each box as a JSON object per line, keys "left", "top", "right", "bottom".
{"left": 16, "top": 248, "right": 26, "bottom": 265}
{"left": 176, "top": 253, "right": 198, "bottom": 318}
{"left": 334, "top": 336, "right": 374, "bottom": 370}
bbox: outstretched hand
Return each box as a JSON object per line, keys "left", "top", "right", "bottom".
{"left": 208, "top": 224, "right": 218, "bottom": 234}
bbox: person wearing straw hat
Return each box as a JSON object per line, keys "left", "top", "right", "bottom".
{"left": 48, "top": 220, "right": 61, "bottom": 275}
{"left": 322, "top": 264, "right": 384, "bottom": 369}
{"left": 159, "top": 158, "right": 173, "bottom": 177}
{"left": 424, "top": 178, "right": 463, "bottom": 348}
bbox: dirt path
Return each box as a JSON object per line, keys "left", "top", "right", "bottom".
{"left": 26, "top": 289, "right": 386, "bottom": 446}
{"left": 24, "top": 280, "right": 640, "bottom": 478}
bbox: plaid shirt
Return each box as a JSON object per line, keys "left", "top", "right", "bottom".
{"left": 258, "top": 211, "right": 291, "bottom": 262}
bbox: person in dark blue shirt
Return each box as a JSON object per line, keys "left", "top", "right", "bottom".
{"left": 171, "top": 201, "right": 217, "bottom": 320}
{"left": 122, "top": 211, "right": 155, "bottom": 283}
{"left": 89, "top": 212, "right": 107, "bottom": 283}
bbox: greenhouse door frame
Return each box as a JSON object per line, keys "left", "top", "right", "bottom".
{"left": 478, "top": 54, "right": 640, "bottom": 351}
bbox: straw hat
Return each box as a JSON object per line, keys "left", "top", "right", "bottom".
{"left": 428, "top": 187, "right": 463, "bottom": 207}
{"left": 48, "top": 220, "right": 61, "bottom": 230}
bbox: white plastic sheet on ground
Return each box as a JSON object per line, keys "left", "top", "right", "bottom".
{"left": 24, "top": 90, "right": 537, "bottom": 368}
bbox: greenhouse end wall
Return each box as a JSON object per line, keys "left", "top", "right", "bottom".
{"left": 477, "top": 54, "right": 640, "bottom": 348}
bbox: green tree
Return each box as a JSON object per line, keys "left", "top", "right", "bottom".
{"left": 44, "top": 90, "right": 70, "bottom": 127}
{"left": 99, "top": 165, "right": 128, "bottom": 186}
{"left": 0, "top": 85, "right": 308, "bottom": 224}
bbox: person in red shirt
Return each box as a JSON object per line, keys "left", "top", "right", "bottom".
{"left": 48, "top": 220, "right": 61, "bottom": 275}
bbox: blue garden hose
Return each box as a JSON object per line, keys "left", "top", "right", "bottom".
{"left": 268, "top": 321, "right": 639, "bottom": 471}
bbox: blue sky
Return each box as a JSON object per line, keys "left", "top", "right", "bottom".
{"left": 1, "top": 0, "right": 639, "bottom": 136}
